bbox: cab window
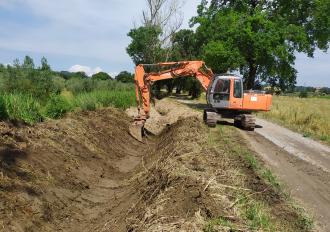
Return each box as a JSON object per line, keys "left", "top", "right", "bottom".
{"left": 234, "top": 79, "right": 242, "bottom": 98}
{"left": 213, "top": 79, "right": 230, "bottom": 101}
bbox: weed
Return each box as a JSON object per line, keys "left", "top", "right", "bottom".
{"left": 244, "top": 152, "right": 259, "bottom": 170}
{"left": 43, "top": 95, "right": 73, "bottom": 119}
{"left": 73, "top": 90, "right": 135, "bottom": 111}
{"left": 0, "top": 95, "right": 8, "bottom": 119}
{"left": 204, "top": 217, "right": 234, "bottom": 232}
{"left": 290, "top": 202, "right": 314, "bottom": 231}
{"left": 262, "top": 169, "right": 281, "bottom": 190}
{"left": 244, "top": 200, "right": 273, "bottom": 231}
{"left": 3, "top": 93, "right": 43, "bottom": 124}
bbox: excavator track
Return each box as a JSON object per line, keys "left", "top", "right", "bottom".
{"left": 203, "top": 109, "right": 218, "bottom": 127}
{"left": 234, "top": 114, "right": 256, "bottom": 131}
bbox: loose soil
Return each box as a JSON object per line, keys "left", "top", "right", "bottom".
{"left": 0, "top": 99, "right": 310, "bottom": 231}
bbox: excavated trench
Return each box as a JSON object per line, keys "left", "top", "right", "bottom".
{"left": 0, "top": 99, "right": 205, "bottom": 231}
{"left": 0, "top": 99, "right": 310, "bottom": 232}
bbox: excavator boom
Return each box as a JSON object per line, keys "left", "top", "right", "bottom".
{"left": 129, "top": 61, "right": 214, "bottom": 141}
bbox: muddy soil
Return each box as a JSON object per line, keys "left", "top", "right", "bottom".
{"left": 0, "top": 99, "right": 309, "bottom": 232}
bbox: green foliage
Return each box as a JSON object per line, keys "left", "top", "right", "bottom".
{"left": 3, "top": 93, "right": 43, "bottom": 124}
{"left": 299, "top": 91, "right": 309, "bottom": 98}
{"left": 244, "top": 201, "right": 273, "bottom": 230}
{"left": 190, "top": 0, "right": 329, "bottom": 90}
{"left": 0, "top": 59, "right": 62, "bottom": 100}
{"left": 73, "top": 90, "right": 135, "bottom": 111}
{"left": 202, "top": 40, "right": 244, "bottom": 73}
{"left": 92, "top": 72, "right": 112, "bottom": 80}
{"left": 0, "top": 95, "right": 8, "bottom": 120}
{"left": 22, "top": 56, "right": 35, "bottom": 69}
{"left": 127, "top": 26, "right": 163, "bottom": 64}
{"left": 0, "top": 56, "right": 135, "bottom": 124}
{"left": 115, "top": 71, "right": 134, "bottom": 83}
{"left": 65, "top": 78, "right": 133, "bottom": 94}
{"left": 171, "top": 29, "right": 199, "bottom": 60}
{"left": 40, "top": 57, "right": 51, "bottom": 71}
{"left": 43, "top": 95, "right": 72, "bottom": 119}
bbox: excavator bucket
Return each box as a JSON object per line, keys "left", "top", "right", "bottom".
{"left": 129, "top": 123, "right": 144, "bottom": 142}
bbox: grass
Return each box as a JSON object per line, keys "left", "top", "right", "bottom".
{"left": 73, "top": 90, "right": 136, "bottom": 111}
{"left": 0, "top": 89, "right": 135, "bottom": 124}
{"left": 204, "top": 125, "right": 313, "bottom": 232}
{"left": 1, "top": 93, "right": 43, "bottom": 124}
{"left": 259, "top": 95, "right": 330, "bottom": 145}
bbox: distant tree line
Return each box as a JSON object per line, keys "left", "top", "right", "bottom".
{"left": 0, "top": 56, "right": 135, "bottom": 100}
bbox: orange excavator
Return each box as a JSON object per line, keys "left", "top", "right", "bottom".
{"left": 129, "top": 61, "right": 272, "bottom": 141}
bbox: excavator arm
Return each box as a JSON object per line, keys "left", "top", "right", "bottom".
{"left": 130, "top": 61, "right": 214, "bottom": 141}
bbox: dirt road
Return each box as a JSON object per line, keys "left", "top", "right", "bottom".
{"left": 240, "top": 118, "right": 330, "bottom": 231}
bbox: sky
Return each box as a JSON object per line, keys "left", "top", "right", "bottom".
{"left": 0, "top": 0, "right": 329, "bottom": 87}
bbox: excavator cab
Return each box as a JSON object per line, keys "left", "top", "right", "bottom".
{"left": 207, "top": 75, "right": 244, "bottom": 110}
{"left": 207, "top": 75, "right": 271, "bottom": 112}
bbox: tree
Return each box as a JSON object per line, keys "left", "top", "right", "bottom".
{"left": 75, "top": 71, "right": 88, "bottom": 79}
{"left": 13, "top": 58, "right": 20, "bottom": 68}
{"left": 142, "top": 0, "right": 184, "bottom": 59}
{"left": 115, "top": 71, "right": 134, "bottom": 83}
{"left": 22, "top": 55, "right": 35, "bottom": 69}
{"left": 92, "top": 72, "right": 112, "bottom": 80}
{"left": 40, "top": 57, "right": 51, "bottom": 71}
{"left": 170, "top": 29, "right": 202, "bottom": 97}
{"left": 127, "top": 26, "right": 163, "bottom": 64}
{"left": 192, "top": 0, "right": 330, "bottom": 90}
{"left": 171, "top": 29, "right": 199, "bottom": 60}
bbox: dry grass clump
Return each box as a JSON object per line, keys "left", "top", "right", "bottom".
{"left": 259, "top": 96, "right": 330, "bottom": 145}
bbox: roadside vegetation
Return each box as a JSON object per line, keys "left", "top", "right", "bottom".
{"left": 204, "top": 125, "right": 313, "bottom": 231}
{"left": 0, "top": 56, "right": 135, "bottom": 124}
{"left": 259, "top": 95, "right": 330, "bottom": 145}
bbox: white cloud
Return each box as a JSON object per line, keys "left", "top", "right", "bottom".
{"left": 109, "top": 72, "right": 119, "bottom": 77}
{"left": 69, "top": 64, "right": 102, "bottom": 76}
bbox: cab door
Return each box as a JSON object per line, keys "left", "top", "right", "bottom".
{"left": 230, "top": 79, "right": 243, "bottom": 109}
{"left": 209, "top": 78, "right": 230, "bottom": 109}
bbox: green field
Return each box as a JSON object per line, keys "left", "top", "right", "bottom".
{"left": 259, "top": 96, "right": 330, "bottom": 145}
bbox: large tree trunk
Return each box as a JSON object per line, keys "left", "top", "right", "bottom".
{"left": 245, "top": 62, "right": 257, "bottom": 90}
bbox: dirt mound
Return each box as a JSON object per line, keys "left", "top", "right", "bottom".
{"left": 126, "top": 98, "right": 200, "bottom": 135}
{"left": 0, "top": 108, "right": 150, "bottom": 231}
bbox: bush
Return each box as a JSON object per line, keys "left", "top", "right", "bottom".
{"left": 0, "top": 95, "right": 8, "bottom": 120}
{"left": 299, "top": 91, "right": 308, "bottom": 98}
{"left": 43, "top": 95, "right": 73, "bottom": 119}
{"left": 3, "top": 93, "right": 43, "bottom": 124}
